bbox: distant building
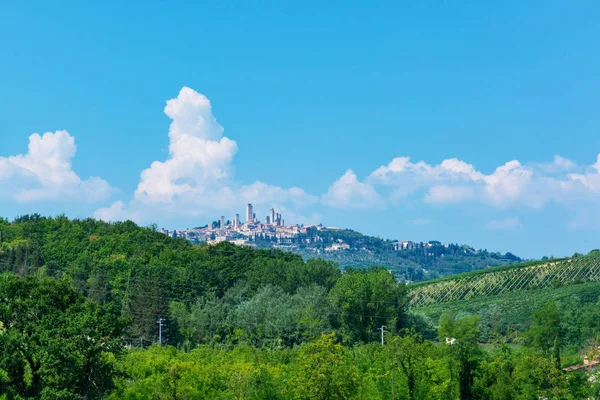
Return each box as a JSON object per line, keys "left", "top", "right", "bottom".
{"left": 392, "top": 241, "right": 416, "bottom": 250}
{"left": 325, "top": 243, "right": 350, "bottom": 251}
{"left": 246, "top": 204, "right": 253, "bottom": 224}
{"left": 270, "top": 208, "right": 275, "bottom": 225}
{"left": 220, "top": 215, "right": 225, "bottom": 230}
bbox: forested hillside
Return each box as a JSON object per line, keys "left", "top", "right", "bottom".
{"left": 257, "top": 227, "right": 522, "bottom": 280}
{"left": 2, "top": 215, "right": 600, "bottom": 399}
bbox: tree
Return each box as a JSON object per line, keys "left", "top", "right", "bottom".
{"left": 0, "top": 274, "right": 126, "bottom": 399}
{"left": 526, "top": 302, "right": 563, "bottom": 357}
{"left": 472, "top": 346, "right": 516, "bottom": 400}
{"left": 329, "top": 267, "right": 408, "bottom": 344}
{"left": 286, "top": 333, "right": 358, "bottom": 400}
{"left": 438, "top": 314, "right": 482, "bottom": 400}
{"left": 234, "top": 284, "right": 333, "bottom": 347}
{"left": 388, "top": 331, "right": 433, "bottom": 400}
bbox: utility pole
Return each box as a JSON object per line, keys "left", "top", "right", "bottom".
{"left": 158, "top": 318, "right": 164, "bottom": 345}
{"left": 379, "top": 325, "right": 388, "bottom": 345}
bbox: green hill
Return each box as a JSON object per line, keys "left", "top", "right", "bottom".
{"left": 414, "top": 280, "right": 600, "bottom": 326}
{"left": 408, "top": 251, "right": 600, "bottom": 343}
{"left": 255, "top": 227, "right": 522, "bottom": 280}
{"left": 408, "top": 251, "right": 600, "bottom": 307}
{"left": 2, "top": 215, "right": 600, "bottom": 399}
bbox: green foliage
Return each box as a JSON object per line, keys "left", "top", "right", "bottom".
{"left": 388, "top": 332, "right": 435, "bottom": 400}
{"left": 288, "top": 228, "right": 521, "bottom": 280}
{"left": 2, "top": 215, "right": 600, "bottom": 398}
{"left": 526, "top": 302, "right": 563, "bottom": 355}
{"left": 329, "top": 267, "right": 408, "bottom": 343}
{"left": 439, "top": 315, "right": 483, "bottom": 400}
{"left": 0, "top": 274, "right": 125, "bottom": 399}
{"left": 110, "top": 345, "right": 287, "bottom": 400}
{"left": 285, "top": 333, "right": 358, "bottom": 400}
{"left": 233, "top": 284, "right": 333, "bottom": 347}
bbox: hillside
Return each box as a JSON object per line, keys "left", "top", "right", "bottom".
{"left": 408, "top": 251, "right": 600, "bottom": 307}
{"left": 409, "top": 250, "right": 600, "bottom": 342}
{"left": 414, "top": 280, "right": 600, "bottom": 327}
{"left": 3, "top": 215, "right": 600, "bottom": 398}
{"left": 250, "top": 227, "right": 522, "bottom": 281}
{"left": 0, "top": 215, "right": 398, "bottom": 346}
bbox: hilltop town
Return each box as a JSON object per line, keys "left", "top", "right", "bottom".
{"left": 161, "top": 203, "right": 319, "bottom": 247}
{"left": 160, "top": 203, "right": 453, "bottom": 252}
{"left": 160, "top": 203, "right": 521, "bottom": 281}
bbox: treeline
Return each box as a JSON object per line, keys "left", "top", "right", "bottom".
{"left": 2, "top": 275, "right": 600, "bottom": 399}
{"left": 291, "top": 228, "right": 522, "bottom": 280}
{"left": 0, "top": 215, "right": 410, "bottom": 347}
{"left": 1, "top": 215, "right": 600, "bottom": 399}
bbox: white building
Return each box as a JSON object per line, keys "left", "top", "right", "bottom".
{"left": 325, "top": 243, "right": 350, "bottom": 251}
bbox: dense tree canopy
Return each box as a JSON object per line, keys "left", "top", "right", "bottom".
{"left": 1, "top": 215, "right": 600, "bottom": 398}
{"left": 0, "top": 275, "right": 125, "bottom": 399}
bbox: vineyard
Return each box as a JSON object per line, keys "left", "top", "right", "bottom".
{"left": 408, "top": 251, "right": 600, "bottom": 307}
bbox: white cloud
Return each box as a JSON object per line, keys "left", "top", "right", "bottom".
{"left": 95, "top": 87, "right": 320, "bottom": 224}
{"left": 425, "top": 185, "right": 474, "bottom": 204}
{"left": 322, "top": 169, "right": 383, "bottom": 209}
{"left": 569, "top": 154, "right": 600, "bottom": 194}
{"left": 135, "top": 87, "right": 238, "bottom": 204}
{"left": 486, "top": 217, "right": 522, "bottom": 230}
{"left": 92, "top": 201, "right": 141, "bottom": 223}
{"left": 85, "top": 86, "right": 600, "bottom": 227}
{"left": 482, "top": 160, "right": 534, "bottom": 207}
{"left": 239, "top": 182, "right": 318, "bottom": 207}
{"left": 534, "top": 155, "right": 576, "bottom": 173}
{"left": 369, "top": 156, "right": 483, "bottom": 186}
{"left": 0, "top": 131, "right": 111, "bottom": 202}
{"left": 367, "top": 154, "right": 600, "bottom": 210}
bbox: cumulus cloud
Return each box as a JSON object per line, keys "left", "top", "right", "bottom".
{"left": 135, "top": 87, "right": 238, "bottom": 204}
{"left": 482, "top": 160, "right": 534, "bottom": 207}
{"left": 534, "top": 155, "right": 576, "bottom": 173}
{"left": 322, "top": 169, "right": 383, "bottom": 209}
{"left": 425, "top": 185, "right": 474, "bottom": 204}
{"left": 239, "top": 182, "right": 318, "bottom": 207}
{"left": 486, "top": 217, "right": 522, "bottom": 230}
{"left": 91, "top": 201, "right": 141, "bottom": 223}
{"left": 87, "top": 86, "right": 600, "bottom": 227}
{"left": 94, "top": 87, "right": 320, "bottom": 224}
{"left": 367, "top": 154, "right": 600, "bottom": 210}
{"left": 569, "top": 154, "right": 600, "bottom": 194}
{"left": 0, "top": 131, "right": 111, "bottom": 202}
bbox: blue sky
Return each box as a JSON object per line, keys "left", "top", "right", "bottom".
{"left": 1, "top": 1, "right": 600, "bottom": 258}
